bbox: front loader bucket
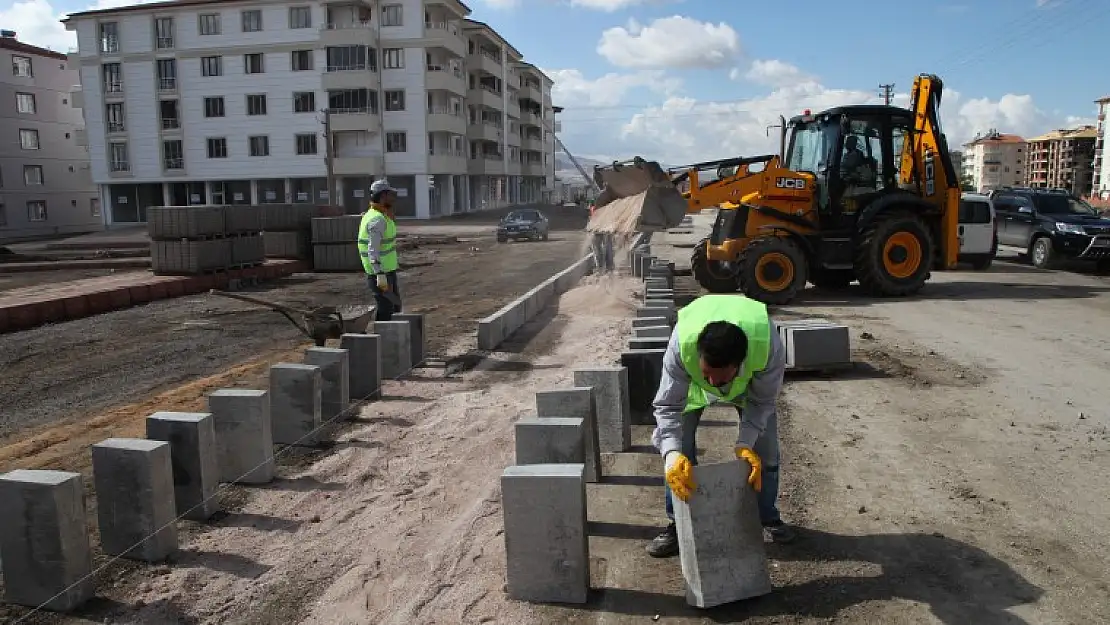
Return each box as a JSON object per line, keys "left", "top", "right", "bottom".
{"left": 588, "top": 158, "right": 688, "bottom": 233}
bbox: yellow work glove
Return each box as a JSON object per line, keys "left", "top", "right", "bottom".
{"left": 735, "top": 447, "right": 763, "bottom": 492}
{"left": 664, "top": 451, "right": 695, "bottom": 502}
{"left": 375, "top": 274, "right": 389, "bottom": 291}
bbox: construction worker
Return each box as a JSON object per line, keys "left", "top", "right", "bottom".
{"left": 646, "top": 294, "right": 796, "bottom": 559}
{"left": 358, "top": 179, "right": 401, "bottom": 321}
{"left": 587, "top": 201, "right": 615, "bottom": 273}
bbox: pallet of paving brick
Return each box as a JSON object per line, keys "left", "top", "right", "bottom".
{"left": 147, "top": 205, "right": 227, "bottom": 240}
{"left": 311, "top": 216, "right": 363, "bottom": 244}
{"left": 150, "top": 239, "right": 232, "bottom": 275}
{"left": 230, "top": 234, "right": 265, "bottom": 266}
{"left": 260, "top": 204, "right": 319, "bottom": 232}
{"left": 224, "top": 205, "right": 264, "bottom": 235}
{"left": 776, "top": 319, "right": 853, "bottom": 373}
{"left": 312, "top": 242, "right": 362, "bottom": 272}
{"left": 264, "top": 231, "right": 311, "bottom": 259}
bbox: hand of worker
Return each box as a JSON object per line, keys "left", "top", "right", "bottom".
{"left": 664, "top": 451, "right": 695, "bottom": 502}
{"left": 735, "top": 446, "right": 763, "bottom": 492}
{"left": 375, "top": 274, "right": 389, "bottom": 291}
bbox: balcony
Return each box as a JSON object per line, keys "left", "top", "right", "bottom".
{"left": 160, "top": 117, "right": 181, "bottom": 132}
{"left": 322, "top": 65, "right": 377, "bottom": 90}
{"left": 505, "top": 130, "right": 520, "bottom": 147}
{"left": 520, "top": 110, "right": 541, "bottom": 127}
{"left": 468, "top": 154, "right": 505, "bottom": 175}
{"left": 522, "top": 136, "right": 543, "bottom": 151}
{"left": 469, "top": 85, "right": 503, "bottom": 110}
{"left": 467, "top": 121, "right": 501, "bottom": 142}
{"left": 320, "top": 22, "right": 376, "bottom": 46}
{"left": 424, "top": 21, "right": 466, "bottom": 57}
{"left": 505, "top": 98, "right": 520, "bottom": 119}
{"left": 103, "top": 82, "right": 124, "bottom": 99}
{"left": 427, "top": 108, "right": 466, "bottom": 135}
{"left": 428, "top": 150, "right": 467, "bottom": 174}
{"left": 521, "top": 82, "right": 542, "bottom": 103}
{"left": 522, "top": 162, "right": 545, "bottom": 176}
{"left": 425, "top": 65, "right": 466, "bottom": 96}
{"left": 330, "top": 109, "right": 381, "bottom": 132}
{"left": 333, "top": 155, "right": 384, "bottom": 176}
{"left": 472, "top": 49, "right": 502, "bottom": 76}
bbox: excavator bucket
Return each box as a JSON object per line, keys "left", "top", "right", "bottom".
{"left": 588, "top": 158, "right": 688, "bottom": 233}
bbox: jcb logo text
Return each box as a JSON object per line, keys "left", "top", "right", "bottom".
{"left": 775, "top": 177, "right": 807, "bottom": 190}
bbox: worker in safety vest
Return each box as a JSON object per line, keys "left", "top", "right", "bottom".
{"left": 358, "top": 179, "right": 401, "bottom": 321}
{"left": 646, "top": 294, "right": 795, "bottom": 559}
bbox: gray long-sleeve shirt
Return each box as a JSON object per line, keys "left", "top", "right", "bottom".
{"left": 650, "top": 320, "right": 786, "bottom": 458}
{"left": 364, "top": 211, "right": 387, "bottom": 274}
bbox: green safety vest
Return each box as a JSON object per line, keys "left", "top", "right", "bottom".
{"left": 357, "top": 206, "right": 398, "bottom": 275}
{"left": 677, "top": 294, "right": 772, "bottom": 412}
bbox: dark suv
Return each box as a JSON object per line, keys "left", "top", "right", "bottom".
{"left": 988, "top": 187, "right": 1110, "bottom": 269}
{"left": 496, "top": 209, "right": 549, "bottom": 243}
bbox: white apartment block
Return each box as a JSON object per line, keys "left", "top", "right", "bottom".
{"left": 1093, "top": 96, "right": 1109, "bottom": 199}
{"left": 961, "top": 130, "right": 1026, "bottom": 193}
{"left": 62, "top": 0, "right": 557, "bottom": 223}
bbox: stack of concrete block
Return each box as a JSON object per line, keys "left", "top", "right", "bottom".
{"left": 262, "top": 204, "right": 319, "bottom": 261}
{"left": 776, "top": 318, "right": 852, "bottom": 371}
{"left": 311, "top": 215, "right": 363, "bottom": 272}
{"left": 148, "top": 205, "right": 265, "bottom": 274}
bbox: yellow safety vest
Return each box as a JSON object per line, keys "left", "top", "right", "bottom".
{"left": 357, "top": 206, "right": 398, "bottom": 275}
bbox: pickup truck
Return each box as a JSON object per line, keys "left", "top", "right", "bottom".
{"left": 988, "top": 187, "right": 1110, "bottom": 270}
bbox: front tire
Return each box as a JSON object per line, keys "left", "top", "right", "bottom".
{"left": 737, "top": 237, "right": 808, "bottom": 305}
{"left": 1030, "top": 236, "right": 1058, "bottom": 269}
{"left": 690, "top": 237, "right": 740, "bottom": 293}
{"left": 854, "top": 211, "right": 934, "bottom": 296}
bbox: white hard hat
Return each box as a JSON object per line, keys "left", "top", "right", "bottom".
{"left": 370, "top": 179, "right": 395, "bottom": 195}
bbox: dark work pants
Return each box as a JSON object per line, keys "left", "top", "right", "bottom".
{"left": 368, "top": 271, "right": 402, "bottom": 321}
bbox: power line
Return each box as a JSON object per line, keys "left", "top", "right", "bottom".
{"left": 878, "top": 83, "right": 895, "bottom": 106}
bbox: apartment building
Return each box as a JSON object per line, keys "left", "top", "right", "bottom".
{"left": 1023, "top": 125, "right": 1097, "bottom": 196}
{"left": 962, "top": 130, "right": 1026, "bottom": 193}
{"left": 62, "top": 0, "right": 556, "bottom": 224}
{"left": 1091, "top": 96, "right": 1109, "bottom": 199}
{"left": 0, "top": 32, "right": 101, "bottom": 243}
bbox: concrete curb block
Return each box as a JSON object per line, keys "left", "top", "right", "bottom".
{"left": 477, "top": 254, "right": 595, "bottom": 351}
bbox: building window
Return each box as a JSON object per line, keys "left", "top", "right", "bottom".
{"left": 383, "top": 48, "right": 404, "bottom": 69}
{"left": 19, "top": 129, "right": 39, "bottom": 150}
{"left": 199, "top": 13, "right": 221, "bottom": 35}
{"left": 204, "top": 96, "right": 225, "bottom": 117}
{"left": 386, "top": 132, "right": 407, "bottom": 152}
{"left": 12, "top": 55, "right": 31, "bottom": 77}
{"left": 289, "top": 6, "right": 312, "bottom": 28}
{"left": 106, "top": 102, "right": 126, "bottom": 132}
{"left": 91, "top": 199, "right": 102, "bottom": 217}
{"left": 156, "top": 59, "right": 177, "bottom": 91}
{"left": 241, "top": 10, "right": 263, "bottom": 32}
{"left": 155, "top": 17, "right": 174, "bottom": 49}
{"left": 295, "top": 133, "right": 318, "bottom": 155}
{"left": 16, "top": 92, "right": 35, "bottom": 114}
{"left": 99, "top": 22, "right": 119, "bottom": 54}
{"left": 384, "top": 89, "right": 405, "bottom": 111}
{"left": 291, "top": 50, "right": 313, "bottom": 71}
{"left": 247, "top": 94, "right": 267, "bottom": 115}
{"left": 23, "top": 165, "right": 44, "bottom": 186}
{"left": 27, "top": 201, "right": 47, "bottom": 222}
{"left": 109, "top": 142, "right": 129, "bottom": 171}
{"left": 326, "top": 45, "right": 370, "bottom": 71}
{"left": 201, "top": 56, "right": 221, "bottom": 76}
{"left": 207, "top": 137, "right": 228, "bottom": 158}
{"left": 163, "top": 140, "right": 184, "bottom": 169}
{"left": 160, "top": 100, "right": 180, "bottom": 129}
{"left": 249, "top": 135, "right": 269, "bottom": 156}
{"left": 328, "top": 88, "right": 376, "bottom": 113}
{"left": 102, "top": 63, "right": 122, "bottom": 92}
{"left": 244, "top": 53, "right": 264, "bottom": 74}
{"left": 382, "top": 4, "right": 402, "bottom": 26}
{"left": 293, "top": 91, "right": 315, "bottom": 112}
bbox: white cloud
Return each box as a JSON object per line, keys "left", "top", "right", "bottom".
{"left": 735, "top": 59, "right": 815, "bottom": 87}
{"left": 569, "top": 0, "right": 655, "bottom": 9}
{"left": 597, "top": 16, "right": 740, "bottom": 69}
{"left": 479, "top": 0, "right": 521, "bottom": 8}
{"left": 542, "top": 67, "right": 681, "bottom": 107}
{"left": 0, "top": 0, "right": 160, "bottom": 52}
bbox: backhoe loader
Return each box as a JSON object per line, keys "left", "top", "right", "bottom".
{"left": 591, "top": 73, "right": 960, "bottom": 305}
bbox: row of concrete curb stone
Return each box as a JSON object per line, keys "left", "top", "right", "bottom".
{"left": 0, "top": 314, "right": 425, "bottom": 613}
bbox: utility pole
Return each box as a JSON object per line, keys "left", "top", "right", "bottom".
{"left": 322, "top": 108, "right": 336, "bottom": 207}
{"left": 878, "top": 83, "right": 895, "bottom": 105}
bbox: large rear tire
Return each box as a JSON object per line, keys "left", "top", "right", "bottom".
{"left": 690, "top": 238, "right": 740, "bottom": 293}
{"left": 737, "top": 237, "right": 808, "bottom": 305}
{"left": 854, "top": 211, "right": 934, "bottom": 296}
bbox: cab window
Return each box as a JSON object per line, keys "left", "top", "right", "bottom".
{"left": 958, "top": 199, "right": 991, "bottom": 224}
{"left": 840, "top": 119, "right": 883, "bottom": 189}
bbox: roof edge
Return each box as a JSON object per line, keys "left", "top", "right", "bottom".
{"left": 463, "top": 18, "right": 523, "bottom": 60}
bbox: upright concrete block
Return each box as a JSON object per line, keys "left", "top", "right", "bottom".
{"left": 501, "top": 464, "right": 589, "bottom": 604}
{"left": 633, "top": 316, "right": 671, "bottom": 329}
{"left": 340, "top": 333, "right": 382, "bottom": 400}
{"left": 207, "top": 389, "right": 275, "bottom": 484}
{"left": 629, "top": 337, "right": 669, "bottom": 351}
{"left": 673, "top": 460, "right": 772, "bottom": 608}
{"left": 0, "top": 470, "right": 94, "bottom": 611}
{"left": 535, "top": 388, "right": 601, "bottom": 482}
{"left": 785, "top": 324, "right": 852, "bottom": 369}
{"left": 390, "top": 313, "right": 426, "bottom": 367}
{"left": 92, "top": 438, "right": 178, "bottom": 561}
{"left": 573, "top": 367, "right": 632, "bottom": 453}
{"left": 269, "top": 363, "right": 323, "bottom": 446}
{"left": 146, "top": 412, "right": 220, "bottom": 521}
{"left": 375, "top": 320, "right": 413, "bottom": 379}
{"left": 620, "top": 349, "right": 665, "bottom": 425}
{"left": 514, "top": 417, "right": 585, "bottom": 465}
{"left": 305, "top": 347, "right": 351, "bottom": 420}
{"left": 635, "top": 325, "right": 672, "bottom": 338}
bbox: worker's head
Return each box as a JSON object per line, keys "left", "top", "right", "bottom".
{"left": 844, "top": 135, "right": 860, "bottom": 152}
{"left": 695, "top": 321, "right": 748, "bottom": 386}
{"left": 370, "top": 179, "right": 397, "bottom": 207}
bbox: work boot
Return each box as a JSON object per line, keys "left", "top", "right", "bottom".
{"left": 646, "top": 523, "right": 680, "bottom": 558}
{"left": 763, "top": 520, "right": 797, "bottom": 544}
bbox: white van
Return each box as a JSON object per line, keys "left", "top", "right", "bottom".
{"left": 958, "top": 192, "right": 997, "bottom": 270}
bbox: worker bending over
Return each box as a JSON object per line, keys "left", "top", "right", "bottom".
{"left": 647, "top": 294, "right": 796, "bottom": 558}
{"left": 358, "top": 179, "right": 402, "bottom": 321}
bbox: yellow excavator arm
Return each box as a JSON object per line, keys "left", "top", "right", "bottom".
{"left": 904, "top": 74, "right": 961, "bottom": 269}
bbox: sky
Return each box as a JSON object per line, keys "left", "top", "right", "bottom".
{"left": 4, "top": 0, "right": 1109, "bottom": 167}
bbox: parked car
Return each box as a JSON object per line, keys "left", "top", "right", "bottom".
{"left": 496, "top": 209, "right": 550, "bottom": 243}
{"left": 958, "top": 192, "right": 998, "bottom": 270}
{"left": 988, "top": 187, "right": 1110, "bottom": 270}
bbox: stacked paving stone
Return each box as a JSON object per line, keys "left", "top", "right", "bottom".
{"left": 261, "top": 204, "right": 320, "bottom": 261}
{"left": 311, "top": 215, "right": 364, "bottom": 272}
{"left": 0, "top": 313, "right": 427, "bottom": 612}
{"left": 148, "top": 205, "right": 265, "bottom": 275}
